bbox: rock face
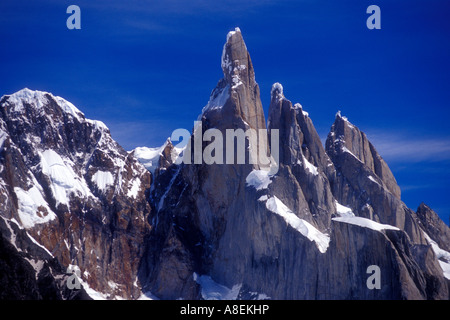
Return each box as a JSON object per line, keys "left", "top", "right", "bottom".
{"left": 1, "top": 28, "right": 449, "bottom": 300}
{"left": 325, "top": 112, "right": 426, "bottom": 245}
{"left": 138, "top": 28, "right": 450, "bottom": 300}
{"left": 0, "top": 89, "right": 151, "bottom": 299}
{"left": 0, "top": 216, "right": 91, "bottom": 300}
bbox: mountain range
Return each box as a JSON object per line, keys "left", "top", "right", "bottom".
{"left": 0, "top": 28, "right": 449, "bottom": 300}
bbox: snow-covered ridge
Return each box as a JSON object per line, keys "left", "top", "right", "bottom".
{"left": 133, "top": 138, "right": 183, "bottom": 175}
{"left": 264, "top": 196, "right": 330, "bottom": 253}
{"left": 3, "top": 88, "right": 82, "bottom": 117}
{"left": 2, "top": 88, "right": 107, "bottom": 131}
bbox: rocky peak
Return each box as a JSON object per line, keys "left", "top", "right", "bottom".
{"left": 414, "top": 203, "right": 450, "bottom": 252}
{"left": 326, "top": 111, "right": 401, "bottom": 199}
{"left": 203, "top": 28, "right": 265, "bottom": 132}
{"left": 0, "top": 89, "right": 152, "bottom": 299}
{"left": 221, "top": 28, "right": 254, "bottom": 89}
{"left": 267, "top": 83, "right": 335, "bottom": 230}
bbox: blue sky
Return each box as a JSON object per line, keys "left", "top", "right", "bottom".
{"left": 1, "top": 0, "right": 449, "bottom": 224}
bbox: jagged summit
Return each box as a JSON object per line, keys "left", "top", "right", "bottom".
{"left": 3, "top": 88, "right": 82, "bottom": 118}
{"left": 204, "top": 28, "right": 266, "bottom": 132}
{"left": 326, "top": 111, "right": 401, "bottom": 199}
{"left": 221, "top": 27, "right": 252, "bottom": 87}
{"left": 270, "top": 82, "right": 284, "bottom": 101}
{"left": 1, "top": 88, "right": 108, "bottom": 132}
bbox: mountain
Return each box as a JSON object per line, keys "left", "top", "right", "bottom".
{"left": 1, "top": 28, "right": 449, "bottom": 300}
{"left": 0, "top": 89, "right": 151, "bottom": 299}
{"left": 137, "top": 28, "right": 450, "bottom": 300}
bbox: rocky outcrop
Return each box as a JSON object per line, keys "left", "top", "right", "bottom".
{"left": 0, "top": 89, "right": 151, "bottom": 299}
{"left": 325, "top": 112, "right": 426, "bottom": 245}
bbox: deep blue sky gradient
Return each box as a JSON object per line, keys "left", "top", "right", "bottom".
{"left": 1, "top": 0, "right": 449, "bottom": 223}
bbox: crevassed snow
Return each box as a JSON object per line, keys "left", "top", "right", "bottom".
{"left": 332, "top": 216, "right": 400, "bottom": 232}
{"left": 86, "top": 118, "right": 108, "bottom": 132}
{"left": 193, "top": 273, "right": 242, "bottom": 300}
{"left": 4, "top": 88, "right": 85, "bottom": 120}
{"left": 39, "top": 149, "right": 92, "bottom": 206}
{"left": 303, "top": 156, "right": 318, "bottom": 176}
{"left": 335, "top": 200, "right": 355, "bottom": 217}
{"left": 4, "top": 88, "right": 48, "bottom": 112}
{"left": 92, "top": 170, "right": 114, "bottom": 192}
{"left": 54, "top": 96, "right": 83, "bottom": 119}
{"left": 14, "top": 186, "right": 56, "bottom": 229}
{"left": 133, "top": 141, "right": 169, "bottom": 175}
{"left": 246, "top": 169, "right": 272, "bottom": 191}
{"left": 265, "top": 196, "right": 330, "bottom": 253}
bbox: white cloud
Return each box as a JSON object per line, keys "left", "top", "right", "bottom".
{"left": 365, "top": 131, "right": 450, "bottom": 163}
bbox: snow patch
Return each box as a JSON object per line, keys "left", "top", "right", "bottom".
{"left": 133, "top": 143, "right": 168, "bottom": 175}
{"left": 341, "top": 145, "right": 363, "bottom": 163}
{"left": 193, "top": 273, "right": 242, "bottom": 300}
{"left": 423, "top": 232, "right": 450, "bottom": 280}
{"left": 265, "top": 196, "right": 330, "bottom": 253}
{"left": 26, "top": 232, "right": 54, "bottom": 257}
{"left": 127, "top": 178, "right": 141, "bottom": 199}
{"left": 25, "top": 258, "right": 45, "bottom": 280}
{"left": 335, "top": 200, "right": 355, "bottom": 217}
{"left": 92, "top": 170, "right": 114, "bottom": 192}
{"left": 14, "top": 186, "right": 56, "bottom": 229}
{"left": 4, "top": 88, "right": 48, "bottom": 113}
{"left": 246, "top": 169, "right": 273, "bottom": 191}
{"left": 303, "top": 156, "right": 318, "bottom": 176}
{"left": 53, "top": 96, "right": 83, "bottom": 119}
{"left": 39, "top": 149, "right": 93, "bottom": 206}
{"left": 332, "top": 216, "right": 400, "bottom": 232}
{"left": 368, "top": 175, "right": 381, "bottom": 186}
